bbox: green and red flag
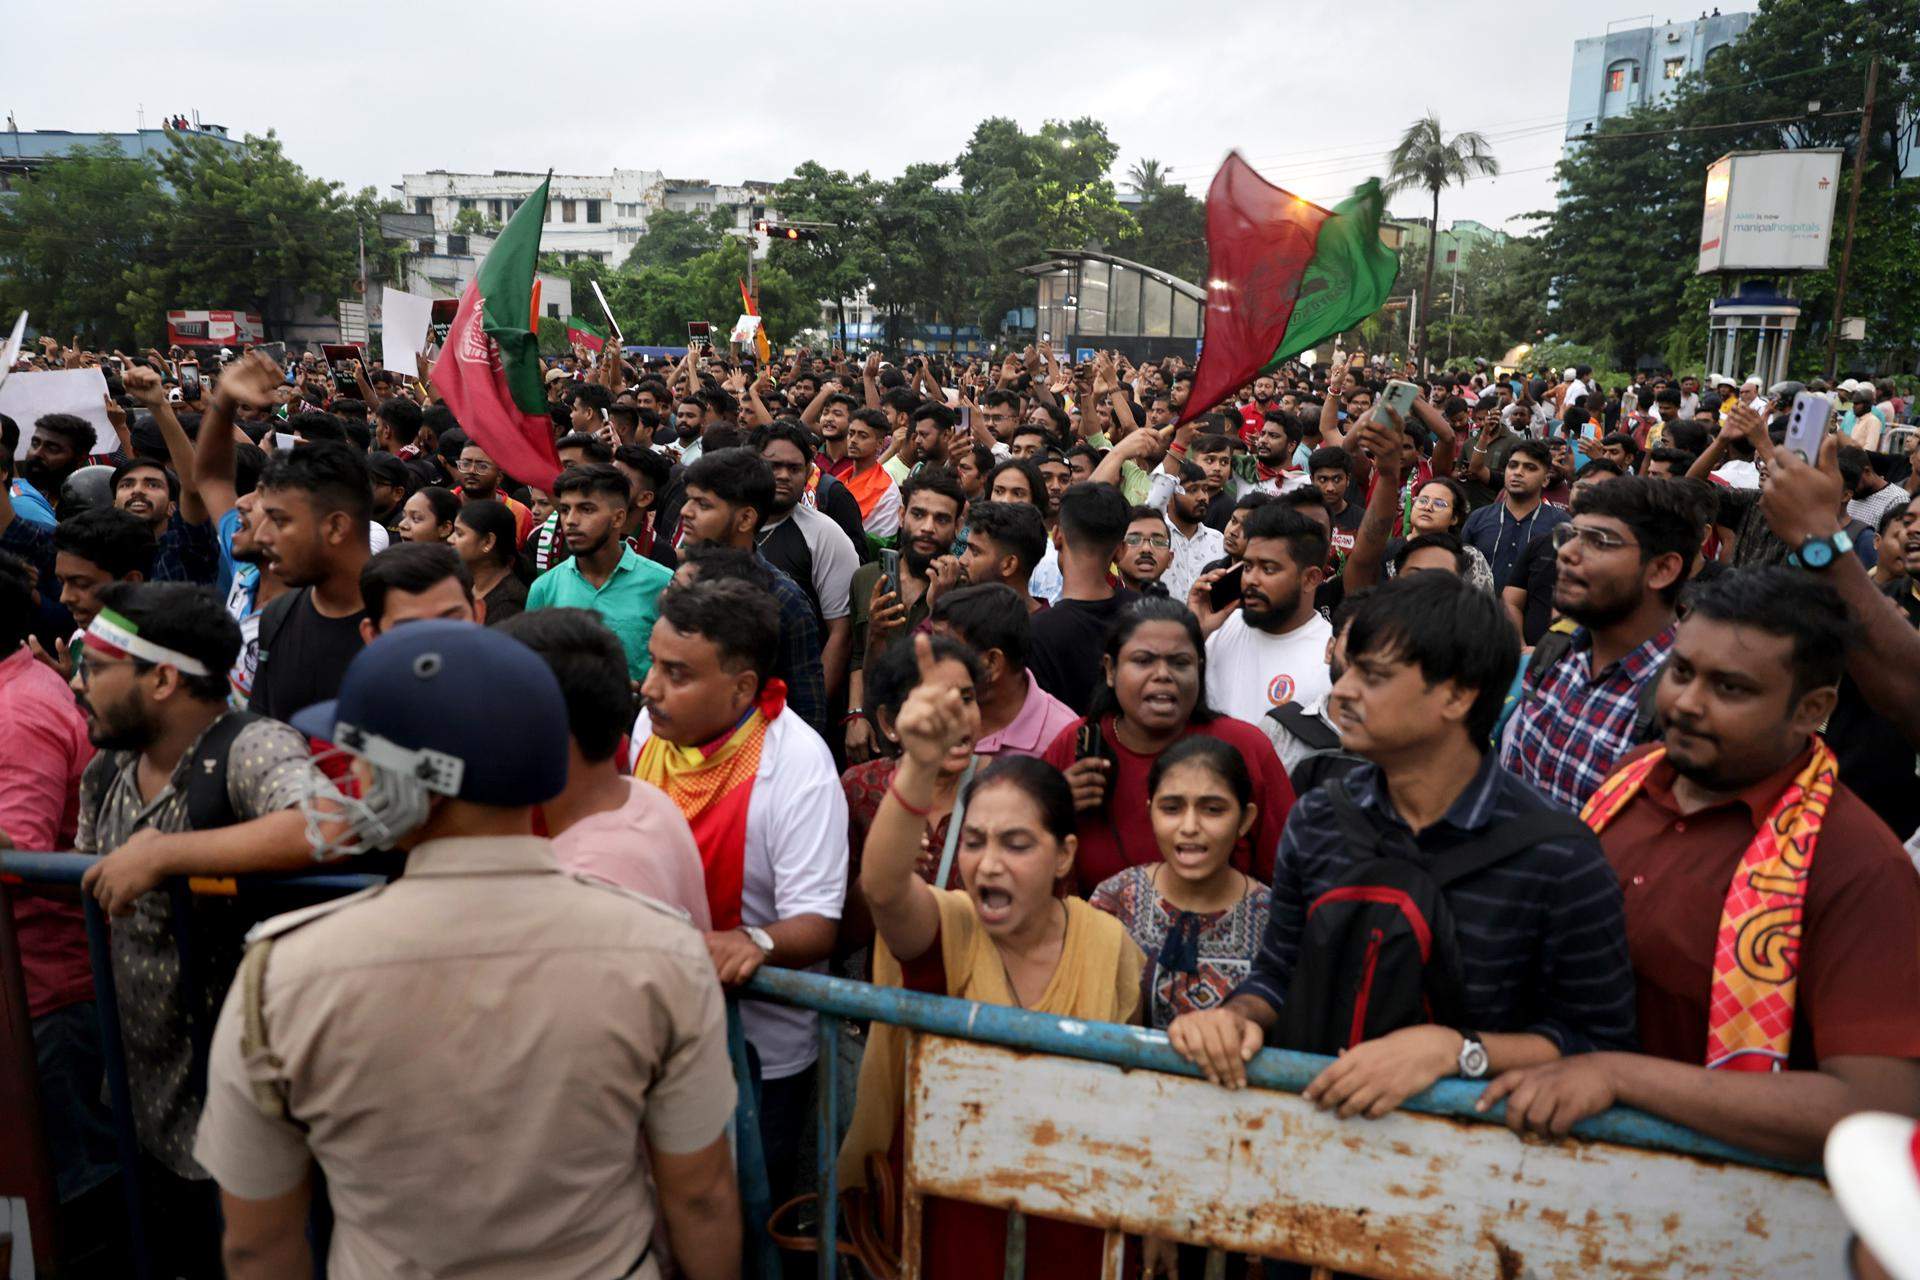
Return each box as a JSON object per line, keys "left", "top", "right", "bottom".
{"left": 432, "top": 176, "right": 562, "bottom": 490}
{"left": 1180, "top": 153, "right": 1399, "bottom": 424}
{"left": 565, "top": 316, "right": 608, "bottom": 354}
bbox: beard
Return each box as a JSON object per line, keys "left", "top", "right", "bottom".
{"left": 78, "top": 690, "right": 160, "bottom": 752}
{"left": 18, "top": 456, "right": 63, "bottom": 490}
{"left": 903, "top": 540, "right": 940, "bottom": 578}
{"left": 1242, "top": 584, "right": 1302, "bottom": 631}
{"left": 1554, "top": 577, "right": 1640, "bottom": 630}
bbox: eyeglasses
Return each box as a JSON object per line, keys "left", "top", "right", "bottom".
{"left": 1551, "top": 523, "right": 1639, "bottom": 553}
{"left": 1122, "top": 533, "right": 1172, "bottom": 550}
{"left": 1411, "top": 495, "right": 1453, "bottom": 511}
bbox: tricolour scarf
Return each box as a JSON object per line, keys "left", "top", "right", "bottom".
{"left": 1582, "top": 741, "right": 1835, "bottom": 1071}
{"left": 632, "top": 680, "right": 787, "bottom": 930}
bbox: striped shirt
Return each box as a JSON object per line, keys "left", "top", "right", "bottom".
{"left": 1499, "top": 624, "right": 1676, "bottom": 811}
{"left": 1235, "top": 752, "right": 1637, "bottom": 1056}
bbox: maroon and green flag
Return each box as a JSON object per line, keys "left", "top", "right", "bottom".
{"left": 565, "top": 316, "right": 608, "bottom": 354}
{"left": 432, "top": 176, "right": 562, "bottom": 490}
{"left": 1180, "top": 153, "right": 1399, "bottom": 424}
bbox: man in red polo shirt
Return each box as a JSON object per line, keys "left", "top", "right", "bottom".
{"left": 1481, "top": 567, "right": 1920, "bottom": 1164}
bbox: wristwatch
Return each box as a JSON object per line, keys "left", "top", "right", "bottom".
{"left": 1787, "top": 528, "right": 1853, "bottom": 570}
{"left": 741, "top": 925, "right": 775, "bottom": 954}
{"left": 1456, "top": 1030, "right": 1490, "bottom": 1080}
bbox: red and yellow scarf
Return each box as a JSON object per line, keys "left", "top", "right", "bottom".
{"left": 1583, "top": 741, "right": 1835, "bottom": 1072}
{"left": 632, "top": 680, "right": 787, "bottom": 930}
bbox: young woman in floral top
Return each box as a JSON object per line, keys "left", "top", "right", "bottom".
{"left": 1090, "top": 735, "right": 1272, "bottom": 1032}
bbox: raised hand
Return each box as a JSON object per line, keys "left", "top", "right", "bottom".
{"left": 892, "top": 634, "right": 972, "bottom": 769}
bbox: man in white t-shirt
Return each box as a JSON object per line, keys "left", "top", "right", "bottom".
{"left": 1190, "top": 503, "right": 1334, "bottom": 723}
{"left": 629, "top": 577, "right": 847, "bottom": 1212}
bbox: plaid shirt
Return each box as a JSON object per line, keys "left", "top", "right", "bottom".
{"left": 759, "top": 553, "right": 827, "bottom": 740}
{"left": 1499, "top": 623, "right": 1677, "bottom": 811}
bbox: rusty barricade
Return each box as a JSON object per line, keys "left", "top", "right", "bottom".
{"left": 4, "top": 852, "right": 1845, "bottom": 1279}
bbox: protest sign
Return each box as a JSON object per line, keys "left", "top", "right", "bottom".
{"left": 1, "top": 367, "right": 115, "bottom": 456}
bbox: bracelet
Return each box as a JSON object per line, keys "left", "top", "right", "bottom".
{"left": 841, "top": 709, "right": 866, "bottom": 725}
{"left": 1167, "top": 443, "right": 1188, "bottom": 457}
{"left": 887, "top": 780, "right": 934, "bottom": 818}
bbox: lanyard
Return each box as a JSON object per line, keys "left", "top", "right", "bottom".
{"left": 933, "top": 755, "right": 979, "bottom": 890}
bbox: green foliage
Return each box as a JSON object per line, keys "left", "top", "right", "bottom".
{"left": 0, "top": 141, "right": 165, "bottom": 346}
{"left": 1422, "top": 234, "right": 1552, "bottom": 367}
{"left": 1542, "top": 0, "right": 1920, "bottom": 373}
{"left": 536, "top": 315, "right": 569, "bottom": 357}
{"left": 770, "top": 162, "right": 884, "bottom": 346}
{"left": 1129, "top": 184, "right": 1207, "bottom": 284}
{"left": 0, "top": 130, "right": 398, "bottom": 346}
{"left": 621, "top": 208, "right": 729, "bottom": 270}
{"left": 451, "top": 207, "right": 501, "bottom": 237}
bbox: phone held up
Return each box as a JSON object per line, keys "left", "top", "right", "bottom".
{"left": 177, "top": 362, "right": 201, "bottom": 401}
{"left": 1208, "top": 562, "right": 1246, "bottom": 613}
{"left": 1371, "top": 379, "right": 1418, "bottom": 430}
{"left": 1073, "top": 718, "right": 1115, "bottom": 806}
{"left": 1783, "top": 391, "right": 1832, "bottom": 463}
{"left": 878, "top": 548, "right": 902, "bottom": 600}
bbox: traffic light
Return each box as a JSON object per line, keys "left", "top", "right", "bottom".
{"left": 754, "top": 219, "right": 818, "bottom": 243}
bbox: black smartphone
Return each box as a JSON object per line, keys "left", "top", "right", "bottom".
{"left": 1208, "top": 562, "right": 1246, "bottom": 612}
{"left": 1073, "top": 718, "right": 1114, "bottom": 806}
{"left": 878, "top": 548, "right": 901, "bottom": 599}
{"left": 178, "top": 362, "right": 201, "bottom": 401}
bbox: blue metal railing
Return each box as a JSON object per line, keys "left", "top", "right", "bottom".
{"left": 1, "top": 851, "right": 1824, "bottom": 1280}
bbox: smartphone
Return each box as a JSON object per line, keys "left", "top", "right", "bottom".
{"left": 1208, "top": 562, "right": 1246, "bottom": 612}
{"left": 1621, "top": 390, "right": 1639, "bottom": 415}
{"left": 1783, "top": 391, "right": 1833, "bottom": 463}
{"left": 178, "top": 362, "right": 201, "bottom": 401}
{"left": 878, "top": 548, "right": 901, "bottom": 600}
{"left": 1372, "top": 379, "right": 1418, "bottom": 429}
{"left": 959, "top": 404, "right": 972, "bottom": 436}
{"left": 1073, "top": 718, "right": 1115, "bottom": 806}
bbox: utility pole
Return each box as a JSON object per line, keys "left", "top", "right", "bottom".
{"left": 1825, "top": 55, "right": 1878, "bottom": 380}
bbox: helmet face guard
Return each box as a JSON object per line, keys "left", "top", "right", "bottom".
{"left": 299, "top": 724, "right": 465, "bottom": 859}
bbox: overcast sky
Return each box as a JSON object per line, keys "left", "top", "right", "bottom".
{"left": 5, "top": 0, "right": 1623, "bottom": 234}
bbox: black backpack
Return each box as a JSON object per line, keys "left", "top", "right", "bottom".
{"left": 1275, "top": 777, "right": 1594, "bottom": 1055}
{"left": 1265, "top": 702, "right": 1368, "bottom": 795}
{"left": 81, "top": 710, "right": 261, "bottom": 832}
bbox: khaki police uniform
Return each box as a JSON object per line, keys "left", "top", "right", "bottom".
{"left": 193, "top": 836, "right": 736, "bottom": 1279}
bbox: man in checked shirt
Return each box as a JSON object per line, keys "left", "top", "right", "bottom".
{"left": 1499, "top": 477, "right": 1701, "bottom": 811}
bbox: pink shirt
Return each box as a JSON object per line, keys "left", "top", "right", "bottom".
{"left": 975, "top": 669, "right": 1082, "bottom": 760}
{"left": 550, "top": 778, "right": 713, "bottom": 930}
{"left": 0, "top": 645, "right": 95, "bottom": 1016}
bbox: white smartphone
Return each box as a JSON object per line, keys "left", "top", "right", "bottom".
{"left": 1373, "top": 379, "right": 1419, "bottom": 429}
{"left": 1783, "top": 391, "right": 1832, "bottom": 463}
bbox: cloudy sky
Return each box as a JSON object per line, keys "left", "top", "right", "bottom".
{"left": 4, "top": 0, "right": 1619, "bottom": 233}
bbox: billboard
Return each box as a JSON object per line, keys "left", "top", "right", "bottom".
{"left": 166, "top": 309, "right": 266, "bottom": 347}
{"left": 1697, "top": 149, "right": 1843, "bottom": 274}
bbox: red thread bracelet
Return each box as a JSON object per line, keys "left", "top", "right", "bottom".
{"left": 888, "top": 781, "right": 933, "bottom": 818}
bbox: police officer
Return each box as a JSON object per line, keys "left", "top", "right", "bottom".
{"left": 192, "top": 621, "right": 741, "bottom": 1279}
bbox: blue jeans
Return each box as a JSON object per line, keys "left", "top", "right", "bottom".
{"left": 31, "top": 1000, "right": 119, "bottom": 1202}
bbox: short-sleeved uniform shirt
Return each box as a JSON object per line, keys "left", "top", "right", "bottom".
{"left": 1597, "top": 743, "right": 1920, "bottom": 1067}
{"left": 77, "top": 712, "right": 329, "bottom": 1176}
{"left": 527, "top": 544, "right": 675, "bottom": 681}
{"left": 194, "top": 836, "right": 735, "bottom": 1279}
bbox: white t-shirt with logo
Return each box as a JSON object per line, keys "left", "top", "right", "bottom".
{"left": 1204, "top": 610, "right": 1334, "bottom": 726}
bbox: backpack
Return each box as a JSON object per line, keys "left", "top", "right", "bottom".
{"left": 1275, "top": 777, "right": 1593, "bottom": 1056}
{"left": 1265, "top": 702, "right": 1367, "bottom": 795}
{"left": 81, "top": 710, "right": 263, "bottom": 833}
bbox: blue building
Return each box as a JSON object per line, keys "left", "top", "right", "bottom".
{"left": 0, "top": 118, "right": 243, "bottom": 193}
{"left": 1564, "top": 13, "right": 1754, "bottom": 145}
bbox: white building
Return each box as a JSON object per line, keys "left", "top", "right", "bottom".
{"left": 396, "top": 169, "right": 784, "bottom": 267}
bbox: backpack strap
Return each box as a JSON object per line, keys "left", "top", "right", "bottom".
{"left": 1322, "top": 778, "right": 1386, "bottom": 859}
{"left": 1428, "top": 811, "right": 1596, "bottom": 890}
{"left": 1523, "top": 629, "right": 1576, "bottom": 690}
{"left": 1630, "top": 655, "right": 1668, "bottom": 744}
{"left": 1266, "top": 701, "right": 1341, "bottom": 752}
{"left": 186, "top": 712, "right": 264, "bottom": 831}
{"left": 251, "top": 588, "right": 306, "bottom": 678}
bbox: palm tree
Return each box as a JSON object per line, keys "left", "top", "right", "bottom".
{"left": 1126, "top": 158, "right": 1168, "bottom": 198}
{"left": 1383, "top": 113, "right": 1497, "bottom": 373}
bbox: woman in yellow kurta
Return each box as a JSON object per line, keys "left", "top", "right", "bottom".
{"left": 840, "top": 634, "right": 1145, "bottom": 1278}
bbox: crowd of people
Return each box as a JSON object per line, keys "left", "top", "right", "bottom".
{"left": 3, "top": 334, "right": 1920, "bottom": 1278}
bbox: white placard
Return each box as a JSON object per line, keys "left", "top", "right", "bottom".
{"left": 380, "top": 287, "right": 435, "bottom": 377}
{"left": 730, "top": 313, "right": 763, "bottom": 344}
{"left": 0, "top": 311, "right": 27, "bottom": 393}
{"left": 589, "top": 279, "right": 625, "bottom": 345}
{"left": 1, "top": 367, "right": 115, "bottom": 456}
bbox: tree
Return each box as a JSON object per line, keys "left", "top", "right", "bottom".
{"left": 1126, "top": 158, "right": 1169, "bottom": 198}
{"left": 451, "top": 207, "right": 501, "bottom": 237}
{"left": 147, "top": 130, "right": 382, "bottom": 339}
{"left": 0, "top": 141, "right": 166, "bottom": 346}
{"left": 1542, "top": 0, "right": 1920, "bottom": 374}
{"left": 1383, "top": 113, "right": 1499, "bottom": 373}
{"left": 621, "top": 207, "right": 728, "bottom": 271}
{"left": 1130, "top": 183, "right": 1207, "bottom": 284}
{"left": 770, "top": 162, "right": 881, "bottom": 349}
{"left": 1423, "top": 233, "right": 1553, "bottom": 366}
{"left": 866, "top": 164, "right": 978, "bottom": 353}
{"left": 956, "top": 117, "right": 1134, "bottom": 338}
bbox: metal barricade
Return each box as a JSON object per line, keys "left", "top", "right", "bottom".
{"left": 2, "top": 853, "right": 1845, "bottom": 1279}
